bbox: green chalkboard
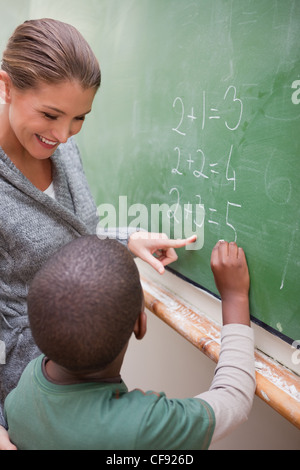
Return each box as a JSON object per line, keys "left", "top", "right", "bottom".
{"left": 78, "top": 0, "right": 300, "bottom": 344}
{"left": 1, "top": 0, "right": 299, "bottom": 343}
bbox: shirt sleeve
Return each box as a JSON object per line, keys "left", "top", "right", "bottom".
{"left": 195, "top": 323, "right": 256, "bottom": 444}
{"left": 134, "top": 392, "right": 216, "bottom": 450}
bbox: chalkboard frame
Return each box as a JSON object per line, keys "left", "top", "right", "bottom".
{"left": 166, "top": 266, "right": 294, "bottom": 345}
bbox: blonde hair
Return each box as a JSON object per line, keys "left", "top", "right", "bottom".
{"left": 1, "top": 18, "right": 101, "bottom": 90}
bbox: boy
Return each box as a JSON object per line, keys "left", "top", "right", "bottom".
{"left": 4, "top": 236, "right": 255, "bottom": 450}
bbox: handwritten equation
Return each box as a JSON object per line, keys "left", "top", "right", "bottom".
{"left": 172, "top": 85, "right": 243, "bottom": 134}
{"left": 169, "top": 85, "right": 243, "bottom": 243}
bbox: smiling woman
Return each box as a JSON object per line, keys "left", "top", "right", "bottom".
{"left": 0, "top": 80, "right": 96, "bottom": 190}
{"left": 5, "top": 80, "right": 96, "bottom": 166}
{"left": 0, "top": 18, "right": 99, "bottom": 189}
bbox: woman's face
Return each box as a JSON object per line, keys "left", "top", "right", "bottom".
{"left": 6, "top": 80, "right": 96, "bottom": 159}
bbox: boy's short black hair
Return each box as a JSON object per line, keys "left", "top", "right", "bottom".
{"left": 28, "top": 236, "right": 143, "bottom": 372}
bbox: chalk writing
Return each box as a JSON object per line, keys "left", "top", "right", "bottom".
{"left": 225, "top": 144, "right": 236, "bottom": 191}
{"left": 170, "top": 87, "right": 243, "bottom": 242}
{"left": 264, "top": 151, "right": 292, "bottom": 205}
{"left": 172, "top": 147, "right": 183, "bottom": 175}
{"left": 172, "top": 97, "right": 186, "bottom": 135}
{"left": 193, "top": 149, "right": 209, "bottom": 179}
{"left": 223, "top": 85, "right": 243, "bottom": 130}
{"left": 226, "top": 202, "right": 242, "bottom": 243}
{"left": 172, "top": 86, "right": 243, "bottom": 133}
{"left": 280, "top": 221, "right": 298, "bottom": 291}
{"left": 167, "top": 187, "right": 180, "bottom": 223}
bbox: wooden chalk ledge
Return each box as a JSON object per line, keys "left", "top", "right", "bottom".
{"left": 141, "top": 275, "right": 300, "bottom": 430}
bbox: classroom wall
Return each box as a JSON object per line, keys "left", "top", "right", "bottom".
{"left": 122, "top": 309, "right": 299, "bottom": 450}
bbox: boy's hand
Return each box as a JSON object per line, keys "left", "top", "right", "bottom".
{"left": 210, "top": 240, "right": 250, "bottom": 299}
{"left": 210, "top": 240, "right": 250, "bottom": 326}
{"left": 128, "top": 232, "right": 197, "bottom": 274}
{"left": 0, "top": 425, "right": 17, "bottom": 450}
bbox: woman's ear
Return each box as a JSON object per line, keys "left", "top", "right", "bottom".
{"left": 133, "top": 310, "right": 147, "bottom": 341}
{"left": 0, "top": 71, "right": 12, "bottom": 104}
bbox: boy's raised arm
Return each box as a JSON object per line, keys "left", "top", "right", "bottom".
{"left": 195, "top": 241, "right": 256, "bottom": 444}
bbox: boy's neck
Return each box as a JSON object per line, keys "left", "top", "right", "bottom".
{"left": 43, "top": 358, "right": 122, "bottom": 385}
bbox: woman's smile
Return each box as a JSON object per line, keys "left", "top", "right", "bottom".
{"left": 35, "top": 134, "right": 59, "bottom": 149}
{"left": 4, "top": 81, "right": 96, "bottom": 160}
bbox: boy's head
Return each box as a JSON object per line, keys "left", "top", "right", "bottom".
{"left": 28, "top": 236, "right": 144, "bottom": 373}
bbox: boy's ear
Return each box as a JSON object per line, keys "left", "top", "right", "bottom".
{"left": 0, "top": 71, "right": 12, "bottom": 103}
{"left": 133, "top": 311, "right": 147, "bottom": 341}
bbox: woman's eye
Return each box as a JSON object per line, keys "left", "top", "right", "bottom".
{"left": 42, "top": 112, "right": 85, "bottom": 121}
{"left": 43, "top": 113, "right": 58, "bottom": 120}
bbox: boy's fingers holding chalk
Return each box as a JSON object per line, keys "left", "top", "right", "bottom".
{"left": 210, "top": 241, "right": 221, "bottom": 267}
{"left": 211, "top": 239, "right": 227, "bottom": 263}
{"left": 215, "top": 240, "right": 239, "bottom": 258}
{"left": 238, "top": 246, "right": 246, "bottom": 260}
{"left": 211, "top": 240, "right": 250, "bottom": 299}
{"left": 211, "top": 240, "right": 240, "bottom": 267}
{"left": 228, "top": 241, "right": 239, "bottom": 258}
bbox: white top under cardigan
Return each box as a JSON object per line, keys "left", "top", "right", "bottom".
{"left": 43, "top": 181, "right": 56, "bottom": 199}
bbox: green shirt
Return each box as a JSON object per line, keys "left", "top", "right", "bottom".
{"left": 4, "top": 355, "right": 215, "bottom": 450}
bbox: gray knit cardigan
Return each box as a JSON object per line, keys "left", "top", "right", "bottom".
{"left": 0, "top": 138, "right": 116, "bottom": 427}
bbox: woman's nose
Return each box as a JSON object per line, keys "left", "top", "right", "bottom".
{"left": 52, "top": 123, "right": 73, "bottom": 143}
